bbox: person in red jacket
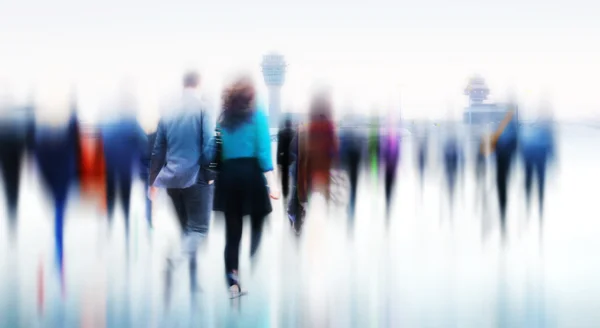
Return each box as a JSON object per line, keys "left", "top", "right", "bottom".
{"left": 303, "top": 94, "right": 338, "bottom": 204}
{"left": 288, "top": 93, "right": 338, "bottom": 235}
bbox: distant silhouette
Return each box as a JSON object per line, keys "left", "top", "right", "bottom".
{"left": 417, "top": 133, "right": 428, "bottom": 191}
{"left": 277, "top": 118, "right": 294, "bottom": 200}
{"left": 520, "top": 121, "right": 555, "bottom": 219}
{"left": 339, "top": 123, "right": 364, "bottom": 219}
{"left": 33, "top": 111, "right": 81, "bottom": 275}
{"left": 0, "top": 104, "right": 31, "bottom": 233}
{"left": 380, "top": 121, "right": 400, "bottom": 218}
{"left": 491, "top": 109, "right": 518, "bottom": 237}
{"left": 303, "top": 95, "right": 338, "bottom": 204}
{"left": 287, "top": 128, "right": 304, "bottom": 234}
{"left": 442, "top": 136, "right": 464, "bottom": 216}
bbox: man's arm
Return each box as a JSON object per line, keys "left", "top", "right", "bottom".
{"left": 200, "top": 110, "right": 216, "bottom": 167}
{"left": 149, "top": 120, "right": 166, "bottom": 186}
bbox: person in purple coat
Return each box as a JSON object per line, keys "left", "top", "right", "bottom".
{"left": 380, "top": 120, "right": 401, "bottom": 218}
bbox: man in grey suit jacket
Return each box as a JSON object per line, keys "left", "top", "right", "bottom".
{"left": 149, "top": 71, "right": 215, "bottom": 280}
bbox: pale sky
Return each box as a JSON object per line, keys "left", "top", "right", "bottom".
{"left": 0, "top": 0, "right": 599, "bottom": 124}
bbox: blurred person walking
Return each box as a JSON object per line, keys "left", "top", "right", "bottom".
{"left": 33, "top": 106, "right": 81, "bottom": 280}
{"left": 380, "top": 114, "right": 401, "bottom": 218}
{"left": 287, "top": 94, "right": 337, "bottom": 234}
{"left": 212, "top": 76, "right": 279, "bottom": 298}
{"left": 520, "top": 115, "right": 555, "bottom": 220}
{"left": 339, "top": 117, "right": 364, "bottom": 220}
{"left": 287, "top": 125, "right": 305, "bottom": 234}
{"left": 149, "top": 71, "right": 215, "bottom": 292}
{"left": 277, "top": 117, "right": 295, "bottom": 200}
{"left": 79, "top": 125, "right": 107, "bottom": 214}
{"left": 0, "top": 102, "right": 33, "bottom": 234}
{"left": 474, "top": 136, "right": 489, "bottom": 213}
{"left": 303, "top": 93, "right": 338, "bottom": 204}
{"left": 489, "top": 108, "right": 519, "bottom": 237}
{"left": 99, "top": 95, "right": 148, "bottom": 242}
{"left": 442, "top": 134, "right": 464, "bottom": 217}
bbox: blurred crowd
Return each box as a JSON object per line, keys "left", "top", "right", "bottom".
{"left": 0, "top": 71, "right": 557, "bottom": 300}
{"left": 281, "top": 99, "right": 556, "bottom": 240}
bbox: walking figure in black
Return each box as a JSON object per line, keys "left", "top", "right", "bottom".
{"left": 0, "top": 103, "right": 33, "bottom": 235}
{"left": 490, "top": 108, "right": 518, "bottom": 239}
{"left": 339, "top": 119, "right": 363, "bottom": 221}
{"left": 277, "top": 117, "right": 294, "bottom": 201}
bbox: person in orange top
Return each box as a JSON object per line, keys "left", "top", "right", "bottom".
{"left": 78, "top": 126, "right": 107, "bottom": 213}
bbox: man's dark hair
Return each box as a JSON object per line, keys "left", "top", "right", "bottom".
{"left": 183, "top": 71, "right": 200, "bottom": 88}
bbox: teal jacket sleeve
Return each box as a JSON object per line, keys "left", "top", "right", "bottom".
{"left": 256, "top": 110, "right": 273, "bottom": 172}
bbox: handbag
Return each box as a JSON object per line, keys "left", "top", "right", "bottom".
{"left": 208, "top": 126, "right": 222, "bottom": 171}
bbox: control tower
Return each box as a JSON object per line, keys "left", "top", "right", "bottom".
{"left": 463, "top": 75, "right": 509, "bottom": 124}
{"left": 261, "top": 53, "right": 286, "bottom": 127}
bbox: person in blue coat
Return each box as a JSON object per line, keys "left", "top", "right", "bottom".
{"left": 33, "top": 110, "right": 81, "bottom": 274}
{"left": 100, "top": 114, "right": 147, "bottom": 239}
{"left": 520, "top": 120, "right": 555, "bottom": 219}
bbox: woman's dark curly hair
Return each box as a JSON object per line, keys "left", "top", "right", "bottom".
{"left": 219, "top": 77, "right": 256, "bottom": 129}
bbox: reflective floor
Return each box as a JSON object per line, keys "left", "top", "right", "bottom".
{"left": 1, "top": 124, "right": 599, "bottom": 327}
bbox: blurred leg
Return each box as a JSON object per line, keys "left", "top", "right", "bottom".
{"left": 384, "top": 166, "right": 396, "bottom": 216}
{"left": 249, "top": 213, "right": 266, "bottom": 257}
{"left": 118, "top": 171, "right": 133, "bottom": 237}
{"left": 281, "top": 164, "right": 290, "bottom": 199}
{"left": 224, "top": 210, "right": 243, "bottom": 285}
{"left": 419, "top": 157, "right": 425, "bottom": 188}
{"left": 182, "top": 184, "right": 212, "bottom": 255}
{"left": 185, "top": 184, "right": 210, "bottom": 293}
{"left": 105, "top": 169, "right": 117, "bottom": 222}
{"left": 524, "top": 160, "right": 534, "bottom": 212}
{"left": 54, "top": 195, "right": 67, "bottom": 270}
{"left": 167, "top": 188, "right": 187, "bottom": 232}
{"left": 287, "top": 184, "right": 299, "bottom": 219}
{"left": 496, "top": 156, "right": 511, "bottom": 234}
{"left": 0, "top": 151, "right": 22, "bottom": 231}
{"left": 189, "top": 256, "right": 199, "bottom": 293}
{"left": 536, "top": 160, "right": 547, "bottom": 218}
{"left": 144, "top": 180, "right": 152, "bottom": 228}
{"left": 347, "top": 159, "right": 359, "bottom": 218}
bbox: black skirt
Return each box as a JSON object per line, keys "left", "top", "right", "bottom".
{"left": 213, "top": 157, "right": 272, "bottom": 217}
